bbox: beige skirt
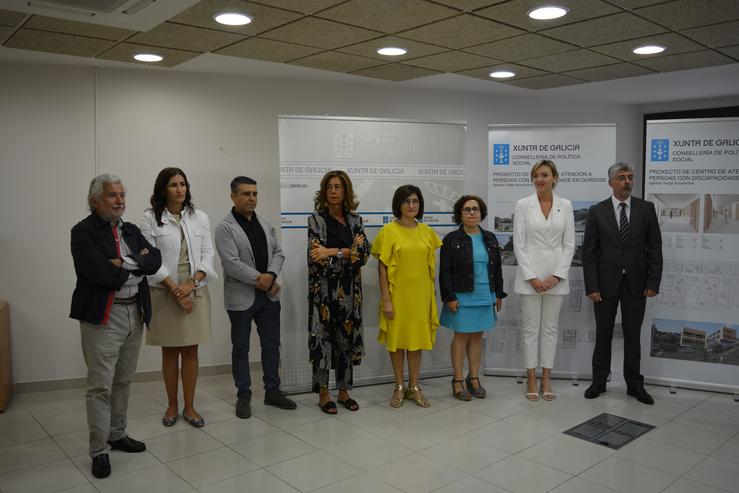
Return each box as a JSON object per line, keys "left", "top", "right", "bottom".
{"left": 146, "top": 268, "right": 212, "bottom": 347}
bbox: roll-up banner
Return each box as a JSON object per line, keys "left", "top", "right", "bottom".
{"left": 279, "top": 116, "right": 466, "bottom": 393}
{"left": 485, "top": 124, "right": 615, "bottom": 379}
{"left": 643, "top": 108, "right": 739, "bottom": 393}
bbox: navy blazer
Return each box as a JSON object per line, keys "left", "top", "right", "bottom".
{"left": 582, "top": 196, "right": 662, "bottom": 298}
{"left": 70, "top": 212, "right": 161, "bottom": 325}
{"left": 439, "top": 226, "right": 507, "bottom": 303}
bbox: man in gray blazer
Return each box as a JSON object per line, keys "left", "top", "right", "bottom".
{"left": 214, "top": 176, "right": 296, "bottom": 418}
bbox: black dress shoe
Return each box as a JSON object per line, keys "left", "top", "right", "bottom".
{"left": 236, "top": 397, "right": 252, "bottom": 419}
{"left": 627, "top": 386, "right": 654, "bottom": 405}
{"left": 584, "top": 383, "right": 606, "bottom": 399}
{"left": 264, "top": 390, "right": 297, "bottom": 410}
{"left": 91, "top": 453, "right": 111, "bottom": 479}
{"left": 108, "top": 436, "right": 146, "bottom": 453}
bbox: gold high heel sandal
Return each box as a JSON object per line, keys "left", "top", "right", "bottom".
{"left": 406, "top": 384, "right": 430, "bottom": 407}
{"left": 390, "top": 383, "right": 405, "bottom": 408}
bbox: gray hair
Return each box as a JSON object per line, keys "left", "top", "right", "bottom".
{"left": 607, "top": 162, "right": 634, "bottom": 180}
{"left": 88, "top": 173, "right": 124, "bottom": 212}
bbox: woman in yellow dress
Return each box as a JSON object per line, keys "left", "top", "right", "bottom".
{"left": 372, "top": 185, "right": 442, "bottom": 408}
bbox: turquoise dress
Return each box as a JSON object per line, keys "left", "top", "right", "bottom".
{"left": 440, "top": 233, "right": 496, "bottom": 333}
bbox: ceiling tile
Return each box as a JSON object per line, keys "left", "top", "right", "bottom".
{"left": 317, "top": 0, "right": 457, "bottom": 34}
{"left": 520, "top": 49, "right": 619, "bottom": 72}
{"left": 251, "top": 0, "right": 345, "bottom": 14}
{"left": 129, "top": 22, "right": 244, "bottom": 52}
{"left": 24, "top": 15, "right": 137, "bottom": 40}
{"left": 350, "top": 63, "right": 441, "bottom": 81}
{"left": 464, "top": 33, "right": 577, "bottom": 61}
{"left": 563, "top": 62, "right": 655, "bottom": 81}
{"left": 0, "top": 8, "right": 27, "bottom": 26}
{"left": 4, "top": 28, "right": 115, "bottom": 57}
{"left": 404, "top": 50, "right": 498, "bottom": 71}
{"left": 683, "top": 21, "right": 739, "bottom": 48}
{"left": 606, "top": 0, "right": 667, "bottom": 7}
{"left": 475, "top": 0, "right": 620, "bottom": 31}
{"left": 215, "top": 37, "right": 321, "bottom": 62}
{"left": 288, "top": 51, "right": 382, "bottom": 72}
{"left": 502, "top": 73, "right": 587, "bottom": 89}
{"left": 636, "top": 0, "right": 739, "bottom": 30}
{"left": 430, "top": 1, "right": 508, "bottom": 12}
{"left": 97, "top": 43, "right": 201, "bottom": 67}
{"left": 591, "top": 33, "right": 706, "bottom": 61}
{"left": 456, "top": 62, "right": 547, "bottom": 80}
{"left": 0, "top": 25, "right": 13, "bottom": 40}
{"left": 338, "top": 35, "right": 447, "bottom": 61}
{"left": 633, "top": 49, "right": 735, "bottom": 72}
{"left": 169, "top": 0, "right": 302, "bottom": 36}
{"left": 260, "top": 16, "right": 381, "bottom": 49}
{"left": 717, "top": 45, "right": 739, "bottom": 59}
{"left": 399, "top": 14, "right": 524, "bottom": 49}
{"left": 541, "top": 12, "right": 666, "bottom": 46}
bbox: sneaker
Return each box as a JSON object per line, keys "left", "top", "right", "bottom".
{"left": 91, "top": 453, "right": 111, "bottom": 479}
{"left": 264, "top": 390, "right": 297, "bottom": 410}
{"left": 236, "top": 397, "right": 252, "bottom": 419}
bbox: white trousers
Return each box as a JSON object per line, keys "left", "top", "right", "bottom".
{"left": 520, "top": 294, "right": 565, "bottom": 369}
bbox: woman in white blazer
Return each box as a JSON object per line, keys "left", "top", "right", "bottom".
{"left": 141, "top": 167, "right": 217, "bottom": 428}
{"left": 513, "top": 160, "right": 575, "bottom": 402}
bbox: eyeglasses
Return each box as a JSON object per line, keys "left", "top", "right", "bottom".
{"left": 326, "top": 184, "right": 344, "bottom": 191}
{"left": 461, "top": 207, "right": 480, "bottom": 215}
{"left": 612, "top": 174, "right": 634, "bottom": 182}
{"left": 402, "top": 198, "right": 420, "bottom": 206}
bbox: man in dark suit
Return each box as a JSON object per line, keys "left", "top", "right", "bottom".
{"left": 582, "top": 163, "right": 662, "bottom": 405}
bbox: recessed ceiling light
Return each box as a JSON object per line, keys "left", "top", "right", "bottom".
{"left": 632, "top": 44, "right": 666, "bottom": 55}
{"left": 528, "top": 5, "right": 568, "bottom": 20}
{"left": 490, "top": 70, "right": 516, "bottom": 79}
{"left": 377, "top": 47, "right": 407, "bottom": 56}
{"left": 133, "top": 53, "right": 163, "bottom": 62}
{"left": 213, "top": 11, "right": 253, "bottom": 26}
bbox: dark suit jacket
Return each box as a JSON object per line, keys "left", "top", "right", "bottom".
{"left": 582, "top": 196, "right": 662, "bottom": 298}
{"left": 70, "top": 212, "right": 161, "bottom": 325}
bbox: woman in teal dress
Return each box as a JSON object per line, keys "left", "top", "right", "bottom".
{"left": 440, "top": 196, "right": 506, "bottom": 400}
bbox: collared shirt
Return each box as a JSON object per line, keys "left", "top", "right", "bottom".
{"left": 114, "top": 219, "right": 143, "bottom": 298}
{"left": 231, "top": 208, "right": 269, "bottom": 273}
{"left": 611, "top": 195, "right": 631, "bottom": 226}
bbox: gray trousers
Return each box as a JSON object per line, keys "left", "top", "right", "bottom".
{"left": 80, "top": 303, "right": 143, "bottom": 457}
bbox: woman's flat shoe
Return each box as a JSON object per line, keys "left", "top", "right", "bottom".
{"left": 452, "top": 379, "right": 472, "bottom": 401}
{"left": 406, "top": 384, "right": 430, "bottom": 408}
{"left": 319, "top": 400, "right": 338, "bottom": 414}
{"left": 465, "top": 376, "right": 486, "bottom": 399}
{"left": 525, "top": 392, "right": 540, "bottom": 402}
{"left": 162, "top": 414, "right": 178, "bottom": 427}
{"left": 182, "top": 412, "right": 205, "bottom": 428}
{"left": 337, "top": 398, "right": 359, "bottom": 411}
{"left": 390, "top": 384, "right": 405, "bottom": 408}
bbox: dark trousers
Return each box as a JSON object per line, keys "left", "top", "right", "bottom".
{"left": 592, "top": 274, "right": 646, "bottom": 388}
{"left": 228, "top": 292, "right": 281, "bottom": 399}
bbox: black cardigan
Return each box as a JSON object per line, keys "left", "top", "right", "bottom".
{"left": 70, "top": 212, "right": 161, "bottom": 325}
{"left": 439, "top": 226, "right": 506, "bottom": 303}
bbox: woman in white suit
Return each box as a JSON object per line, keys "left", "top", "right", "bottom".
{"left": 141, "top": 167, "right": 217, "bottom": 427}
{"left": 513, "top": 160, "right": 575, "bottom": 401}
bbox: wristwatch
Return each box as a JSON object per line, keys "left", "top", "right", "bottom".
{"left": 336, "top": 249, "right": 344, "bottom": 259}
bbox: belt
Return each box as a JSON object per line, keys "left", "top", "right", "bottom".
{"left": 113, "top": 296, "right": 138, "bottom": 305}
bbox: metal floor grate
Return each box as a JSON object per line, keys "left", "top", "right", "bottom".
{"left": 563, "top": 413, "right": 655, "bottom": 450}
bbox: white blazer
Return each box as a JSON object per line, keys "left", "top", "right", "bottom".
{"left": 140, "top": 207, "right": 218, "bottom": 288}
{"left": 513, "top": 193, "right": 575, "bottom": 295}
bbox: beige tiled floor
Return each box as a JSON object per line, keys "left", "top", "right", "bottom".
{"left": 1, "top": 373, "right": 739, "bottom": 493}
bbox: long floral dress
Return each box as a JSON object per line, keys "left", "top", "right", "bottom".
{"left": 307, "top": 210, "right": 370, "bottom": 392}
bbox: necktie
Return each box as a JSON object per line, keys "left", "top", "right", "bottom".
{"left": 112, "top": 224, "right": 122, "bottom": 257}
{"left": 619, "top": 202, "right": 629, "bottom": 244}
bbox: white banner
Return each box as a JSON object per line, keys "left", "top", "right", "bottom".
{"left": 643, "top": 115, "right": 739, "bottom": 392}
{"left": 279, "top": 116, "right": 466, "bottom": 392}
{"left": 485, "top": 124, "right": 615, "bottom": 379}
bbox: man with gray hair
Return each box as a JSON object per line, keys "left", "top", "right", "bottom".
{"left": 70, "top": 174, "right": 161, "bottom": 478}
{"left": 582, "top": 163, "right": 662, "bottom": 405}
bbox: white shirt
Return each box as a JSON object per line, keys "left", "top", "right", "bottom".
{"left": 114, "top": 219, "right": 142, "bottom": 298}
{"left": 611, "top": 195, "right": 631, "bottom": 225}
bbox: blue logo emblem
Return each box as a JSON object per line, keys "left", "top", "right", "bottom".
{"left": 493, "top": 144, "right": 510, "bottom": 165}
{"left": 651, "top": 139, "right": 669, "bottom": 162}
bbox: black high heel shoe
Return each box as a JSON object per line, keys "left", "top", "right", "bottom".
{"left": 452, "top": 378, "right": 472, "bottom": 401}
{"left": 465, "top": 375, "right": 487, "bottom": 398}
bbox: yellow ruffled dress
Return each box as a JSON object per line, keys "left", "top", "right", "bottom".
{"left": 371, "top": 221, "right": 442, "bottom": 351}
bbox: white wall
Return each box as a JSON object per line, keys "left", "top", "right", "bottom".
{"left": 1, "top": 62, "right": 646, "bottom": 383}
